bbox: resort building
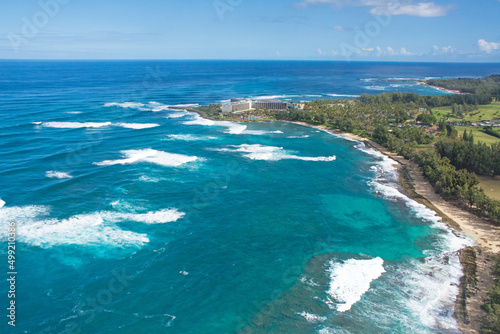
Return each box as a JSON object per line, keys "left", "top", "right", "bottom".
{"left": 221, "top": 99, "right": 253, "bottom": 114}
{"left": 252, "top": 100, "right": 288, "bottom": 111}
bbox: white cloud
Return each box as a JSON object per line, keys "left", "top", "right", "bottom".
{"left": 371, "top": 2, "right": 451, "bottom": 17}
{"left": 386, "top": 46, "right": 395, "bottom": 55}
{"left": 400, "top": 47, "right": 412, "bottom": 55}
{"left": 431, "top": 45, "right": 455, "bottom": 55}
{"left": 478, "top": 39, "right": 500, "bottom": 53}
{"left": 296, "top": 0, "right": 452, "bottom": 17}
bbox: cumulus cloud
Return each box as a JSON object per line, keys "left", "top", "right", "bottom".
{"left": 478, "top": 39, "right": 500, "bottom": 53}
{"left": 432, "top": 45, "right": 455, "bottom": 55}
{"left": 296, "top": 0, "right": 452, "bottom": 17}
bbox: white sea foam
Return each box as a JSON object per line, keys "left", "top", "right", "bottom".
{"left": 147, "top": 101, "right": 173, "bottom": 112}
{"left": 138, "top": 175, "right": 160, "bottom": 183}
{"left": 243, "top": 130, "right": 284, "bottom": 135}
{"left": 172, "top": 103, "right": 199, "bottom": 107}
{"left": 364, "top": 86, "right": 387, "bottom": 91}
{"left": 41, "top": 122, "right": 112, "bottom": 129}
{"left": 252, "top": 94, "right": 299, "bottom": 100}
{"left": 0, "top": 198, "right": 5, "bottom": 208}
{"left": 116, "top": 123, "right": 160, "bottom": 129}
{"left": 219, "top": 122, "right": 247, "bottom": 134}
{"left": 104, "top": 102, "right": 145, "bottom": 109}
{"left": 0, "top": 205, "right": 150, "bottom": 248}
{"left": 165, "top": 111, "right": 189, "bottom": 119}
{"left": 94, "top": 149, "right": 199, "bottom": 167}
{"left": 38, "top": 122, "right": 159, "bottom": 130}
{"left": 287, "top": 135, "right": 310, "bottom": 139}
{"left": 182, "top": 114, "right": 284, "bottom": 136}
{"left": 66, "top": 111, "right": 83, "bottom": 114}
{"left": 101, "top": 208, "right": 184, "bottom": 224}
{"left": 325, "top": 257, "right": 385, "bottom": 312}
{"left": 182, "top": 114, "right": 216, "bottom": 126}
{"left": 357, "top": 141, "right": 475, "bottom": 331}
{"left": 165, "top": 134, "right": 218, "bottom": 141}
{"left": 45, "top": 171, "right": 73, "bottom": 179}
{"left": 326, "top": 94, "right": 360, "bottom": 98}
{"left": 297, "top": 312, "right": 327, "bottom": 323}
{"left": 215, "top": 144, "right": 336, "bottom": 161}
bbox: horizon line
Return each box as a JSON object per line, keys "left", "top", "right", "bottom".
{"left": 1, "top": 59, "right": 500, "bottom": 64}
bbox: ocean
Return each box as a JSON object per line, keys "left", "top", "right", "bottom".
{"left": 1, "top": 60, "right": 500, "bottom": 334}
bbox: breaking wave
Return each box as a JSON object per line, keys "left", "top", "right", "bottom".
{"left": 325, "top": 257, "right": 385, "bottom": 312}
{"left": 45, "top": 171, "right": 73, "bottom": 179}
{"left": 214, "top": 144, "right": 336, "bottom": 161}
{"left": 94, "top": 149, "right": 199, "bottom": 167}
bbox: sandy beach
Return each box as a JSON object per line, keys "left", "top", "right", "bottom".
{"left": 416, "top": 81, "right": 464, "bottom": 95}
{"left": 290, "top": 121, "right": 499, "bottom": 334}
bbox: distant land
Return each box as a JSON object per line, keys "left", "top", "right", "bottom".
{"left": 194, "top": 75, "right": 500, "bottom": 333}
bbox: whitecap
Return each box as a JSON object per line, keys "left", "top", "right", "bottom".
{"left": 94, "top": 149, "right": 199, "bottom": 167}
{"left": 214, "top": 144, "right": 336, "bottom": 161}
{"left": 0, "top": 198, "right": 5, "bottom": 208}
{"left": 252, "top": 94, "right": 298, "bottom": 100}
{"left": 104, "top": 102, "right": 145, "bottom": 109}
{"left": 182, "top": 114, "right": 216, "bottom": 126}
{"left": 165, "top": 111, "right": 189, "bottom": 119}
{"left": 41, "top": 122, "right": 112, "bottom": 129}
{"left": 164, "top": 134, "right": 218, "bottom": 141}
{"left": 45, "top": 171, "right": 73, "bottom": 179}
{"left": 325, "top": 257, "right": 385, "bottom": 312}
{"left": 364, "top": 86, "right": 387, "bottom": 91}
{"left": 287, "top": 135, "right": 310, "bottom": 139}
{"left": 297, "top": 312, "right": 327, "bottom": 323}
{"left": 101, "top": 208, "right": 184, "bottom": 224}
{"left": 170, "top": 103, "right": 199, "bottom": 108}
{"left": 358, "top": 141, "right": 475, "bottom": 330}
{"left": 116, "top": 123, "right": 160, "bottom": 129}
{"left": 0, "top": 205, "right": 148, "bottom": 248}
{"left": 326, "top": 94, "right": 360, "bottom": 98}
{"left": 147, "top": 101, "right": 173, "bottom": 112}
{"left": 138, "top": 175, "right": 160, "bottom": 183}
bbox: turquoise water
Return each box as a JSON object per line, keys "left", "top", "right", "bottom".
{"left": 1, "top": 61, "right": 496, "bottom": 333}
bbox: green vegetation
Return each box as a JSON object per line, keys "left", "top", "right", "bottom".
{"left": 479, "top": 176, "right": 500, "bottom": 202}
{"left": 432, "top": 102, "right": 500, "bottom": 124}
{"left": 416, "top": 113, "right": 437, "bottom": 126}
{"left": 481, "top": 256, "right": 500, "bottom": 334}
{"left": 455, "top": 126, "right": 500, "bottom": 145}
{"left": 195, "top": 104, "right": 222, "bottom": 118}
{"left": 227, "top": 81, "right": 500, "bottom": 224}
{"left": 427, "top": 75, "right": 500, "bottom": 99}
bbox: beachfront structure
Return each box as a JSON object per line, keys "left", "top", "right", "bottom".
{"left": 221, "top": 98, "right": 289, "bottom": 114}
{"left": 221, "top": 99, "right": 253, "bottom": 114}
{"left": 252, "top": 100, "right": 288, "bottom": 111}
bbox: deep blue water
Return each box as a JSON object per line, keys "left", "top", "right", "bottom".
{"left": 1, "top": 60, "right": 499, "bottom": 334}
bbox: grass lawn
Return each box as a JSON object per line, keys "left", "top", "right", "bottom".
{"left": 479, "top": 176, "right": 500, "bottom": 201}
{"left": 432, "top": 101, "right": 500, "bottom": 123}
{"left": 454, "top": 126, "right": 500, "bottom": 145}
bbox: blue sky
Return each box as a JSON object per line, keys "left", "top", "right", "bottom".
{"left": 0, "top": 0, "right": 499, "bottom": 61}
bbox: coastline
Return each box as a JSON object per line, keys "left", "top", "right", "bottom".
{"left": 288, "top": 120, "right": 499, "bottom": 334}
{"left": 187, "top": 107, "right": 498, "bottom": 333}
{"left": 416, "top": 81, "right": 463, "bottom": 95}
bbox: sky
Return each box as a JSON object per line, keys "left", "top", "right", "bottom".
{"left": 0, "top": 0, "right": 499, "bottom": 61}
